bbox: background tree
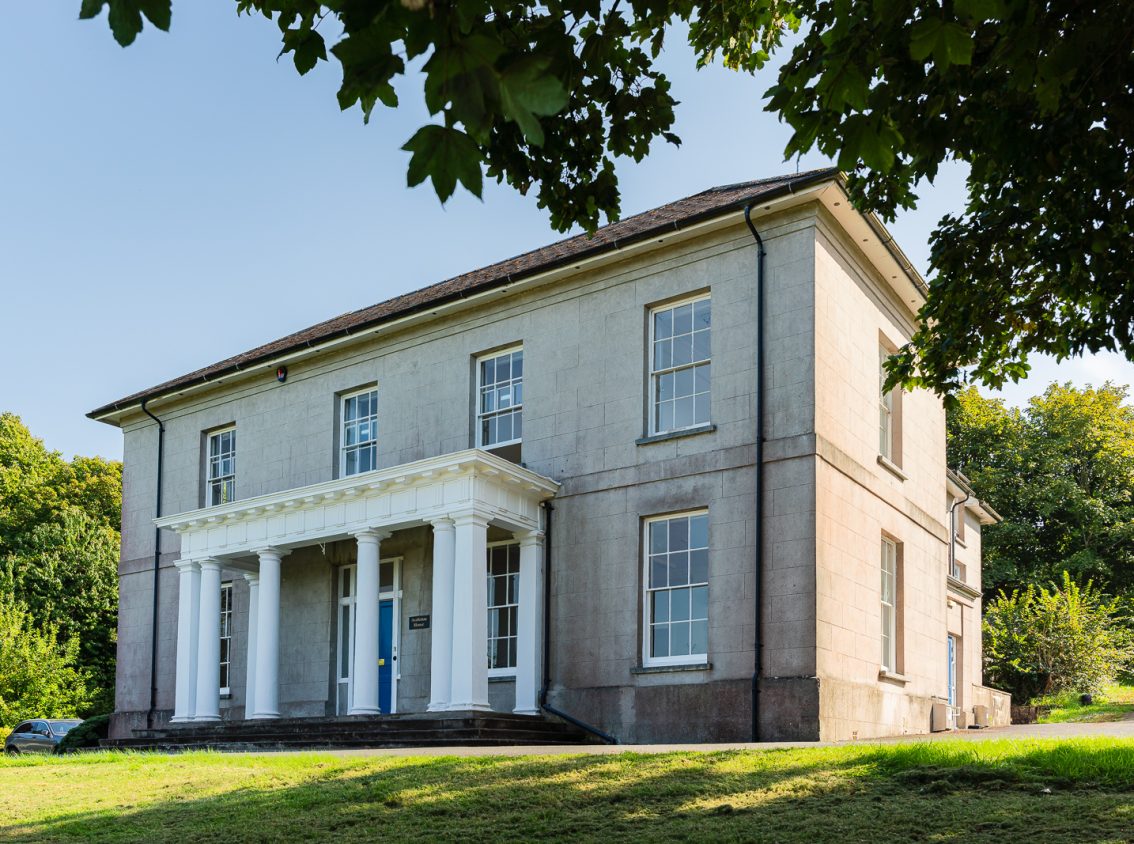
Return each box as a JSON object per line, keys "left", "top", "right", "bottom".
{"left": 0, "top": 595, "right": 92, "bottom": 730}
{"left": 948, "top": 383, "right": 1134, "bottom": 596}
{"left": 0, "top": 413, "right": 121, "bottom": 714}
{"left": 78, "top": 0, "right": 1134, "bottom": 395}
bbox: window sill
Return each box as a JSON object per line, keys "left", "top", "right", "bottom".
{"left": 220, "top": 692, "right": 232, "bottom": 700}
{"left": 876, "top": 455, "right": 908, "bottom": 481}
{"left": 488, "top": 674, "right": 516, "bottom": 684}
{"left": 878, "top": 669, "right": 909, "bottom": 685}
{"left": 636, "top": 424, "right": 716, "bottom": 446}
{"left": 632, "top": 662, "right": 712, "bottom": 675}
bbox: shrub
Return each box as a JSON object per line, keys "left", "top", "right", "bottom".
{"left": 0, "top": 594, "right": 92, "bottom": 729}
{"left": 56, "top": 713, "right": 111, "bottom": 754}
{"left": 984, "top": 573, "right": 1134, "bottom": 701}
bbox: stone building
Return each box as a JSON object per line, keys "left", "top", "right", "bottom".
{"left": 91, "top": 168, "right": 1010, "bottom": 743}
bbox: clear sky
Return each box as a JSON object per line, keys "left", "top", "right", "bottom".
{"left": 2, "top": 5, "right": 1130, "bottom": 461}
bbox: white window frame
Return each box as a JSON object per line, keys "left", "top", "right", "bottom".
{"left": 476, "top": 346, "right": 524, "bottom": 449}
{"left": 336, "top": 558, "right": 402, "bottom": 715}
{"left": 340, "top": 387, "right": 379, "bottom": 478}
{"left": 648, "top": 294, "right": 712, "bottom": 436}
{"left": 486, "top": 541, "right": 520, "bottom": 677}
{"left": 642, "top": 509, "right": 710, "bottom": 668}
{"left": 206, "top": 427, "right": 236, "bottom": 507}
{"left": 881, "top": 537, "right": 898, "bottom": 673}
{"left": 879, "top": 345, "right": 894, "bottom": 461}
{"left": 219, "top": 582, "right": 233, "bottom": 695}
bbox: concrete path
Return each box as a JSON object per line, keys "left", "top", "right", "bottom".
{"left": 274, "top": 720, "right": 1134, "bottom": 758}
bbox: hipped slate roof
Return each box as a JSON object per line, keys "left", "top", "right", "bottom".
{"left": 90, "top": 167, "right": 839, "bottom": 419}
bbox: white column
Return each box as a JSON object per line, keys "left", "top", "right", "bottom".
{"left": 427, "top": 518, "right": 456, "bottom": 712}
{"left": 243, "top": 572, "right": 260, "bottom": 720}
{"left": 171, "top": 560, "right": 201, "bottom": 723}
{"left": 514, "top": 530, "right": 544, "bottom": 715}
{"left": 194, "top": 559, "right": 223, "bottom": 722}
{"left": 350, "top": 530, "right": 387, "bottom": 715}
{"left": 449, "top": 512, "right": 491, "bottom": 711}
{"left": 252, "top": 547, "right": 286, "bottom": 719}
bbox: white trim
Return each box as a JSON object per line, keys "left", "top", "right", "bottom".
{"left": 642, "top": 509, "right": 710, "bottom": 668}
{"left": 337, "top": 556, "right": 403, "bottom": 715}
{"left": 206, "top": 426, "right": 236, "bottom": 508}
{"left": 475, "top": 345, "right": 524, "bottom": 449}
{"left": 218, "top": 581, "right": 233, "bottom": 696}
{"left": 648, "top": 293, "right": 712, "bottom": 437}
{"left": 486, "top": 539, "right": 520, "bottom": 678}
{"left": 881, "top": 537, "right": 898, "bottom": 673}
{"left": 339, "top": 386, "right": 379, "bottom": 479}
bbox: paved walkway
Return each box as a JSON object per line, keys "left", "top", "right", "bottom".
{"left": 284, "top": 720, "right": 1134, "bottom": 758}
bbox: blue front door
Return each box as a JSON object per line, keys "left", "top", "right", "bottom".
{"left": 379, "top": 599, "right": 394, "bottom": 713}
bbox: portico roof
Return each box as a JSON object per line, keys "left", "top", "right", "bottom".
{"left": 157, "top": 448, "right": 558, "bottom": 563}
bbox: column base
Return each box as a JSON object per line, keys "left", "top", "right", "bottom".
{"left": 348, "top": 707, "right": 381, "bottom": 716}
{"left": 512, "top": 707, "right": 541, "bottom": 716}
{"left": 249, "top": 711, "right": 280, "bottom": 720}
{"left": 169, "top": 716, "right": 193, "bottom": 723}
{"left": 426, "top": 702, "right": 450, "bottom": 712}
{"left": 447, "top": 702, "right": 493, "bottom": 712}
{"left": 193, "top": 715, "right": 221, "bottom": 723}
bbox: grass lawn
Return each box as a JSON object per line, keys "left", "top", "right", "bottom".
{"left": 2, "top": 740, "right": 1134, "bottom": 842}
{"left": 1037, "top": 684, "right": 1134, "bottom": 723}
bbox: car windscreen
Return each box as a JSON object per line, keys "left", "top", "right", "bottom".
{"left": 50, "top": 722, "right": 81, "bottom": 735}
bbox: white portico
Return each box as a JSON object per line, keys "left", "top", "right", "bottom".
{"left": 159, "top": 449, "right": 557, "bottom": 723}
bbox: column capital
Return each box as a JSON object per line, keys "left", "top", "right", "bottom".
{"left": 197, "top": 558, "right": 223, "bottom": 574}
{"left": 352, "top": 528, "right": 392, "bottom": 543}
{"left": 174, "top": 559, "right": 201, "bottom": 573}
{"left": 516, "top": 530, "right": 545, "bottom": 548}
{"left": 430, "top": 517, "right": 455, "bottom": 532}
{"left": 243, "top": 571, "right": 260, "bottom": 585}
{"left": 451, "top": 510, "right": 490, "bottom": 529}
{"left": 253, "top": 546, "right": 290, "bottom": 560}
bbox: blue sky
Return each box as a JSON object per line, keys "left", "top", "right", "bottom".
{"left": 2, "top": 4, "right": 1131, "bottom": 461}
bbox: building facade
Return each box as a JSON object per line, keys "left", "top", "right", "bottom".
{"left": 92, "top": 170, "right": 1010, "bottom": 743}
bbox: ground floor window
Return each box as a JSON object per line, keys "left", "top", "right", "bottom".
{"left": 487, "top": 542, "right": 520, "bottom": 674}
{"left": 644, "top": 510, "right": 709, "bottom": 666}
{"left": 219, "top": 582, "right": 233, "bottom": 693}
{"left": 881, "top": 537, "right": 901, "bottom": 673}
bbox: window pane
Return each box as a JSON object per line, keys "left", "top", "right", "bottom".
{"left": 482, "top": 358, "right": 495, "bottom": 384}
{"left": 513, "top": 352, "right": 523, "bottom": 377}
{"left": 380, "top": 562, "right": 394, "bottom": 592}
{"left": 695, "top": 363, "right": 711, "bottom": 392}
{"left": 691, "top": 585, "right": 708, "bottom": 620}
{"left": 651, "top": 590, "right": 669, "bottom": 623}
{"left": 694, "top": 298, "right": 711, "bottom": 329}
{"left": 651, "top": 625, "right": 669, "bottom": 658}
{"left": 690, "top": 620, "right": 708, "bottom": 655}
{"left": 690, "top": 514, "right": 708, "bottom": 549}
{"left": 650, "top": 522, "right": 668, "bottom": 554}
{"left": 668, "top": 552, "right": 689, "bottom": 587}
{"left": 497, "top": 355, "right": 511, "bottom": 382}
{"left": 654, "top": 309, "right": 673, "bottom": 340}
{"left": 672, "top": 334, "right": 693, "bottom": 367}
{"left": 674, "top": 303, "right": 693, "bottom": 335}
{"left": 695, "top": 393, "right": 710, "bottom": 426}
{"left": 340, "top": 605, "right": 351, "bottom": 678}
{"left": 654, "top": 339, "right": 672, "bottom": 372}
{"left": 675, "top": 367, "right": 694, "bottom": 399}
{"left": 657, "top": 401, "right": 674, "bottom": 433}
{"left": 669, "top": 518, "right": 689, "bottom": 551}
{"left": 658, "top": 372, "right": 674, "bottom": 402}
{"left": 670, "top": 622, "right": 690, "bottom": 656}
{"left": 650, "top": 555, "right": 667, "bottom": 589}
{"left": 671, "top": 587, "right": 691, "bottom": 621}
{"left": 693, "top": 330, "right": 711, "bottom": 362}
{"left": 690, "top": 549, "right": 708, "bottom": 584}
{"left": 675, "top": 396, "right": 696, "bottom": 429}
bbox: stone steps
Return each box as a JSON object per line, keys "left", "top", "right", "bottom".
{"left": 104, "top": 711, "right": 603, "bottom": 751}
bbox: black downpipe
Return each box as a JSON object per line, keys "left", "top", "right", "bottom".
{"left": 140, "top": 399, "right": 165, "bottom": 730}
{"left": 743, "top": 205, "right": 766, "bottom": 743}
{"left": 538, "top": 502, "right": 617, "bottom": 744}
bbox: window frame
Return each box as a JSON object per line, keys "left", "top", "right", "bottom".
{"left": 219, "top": 581, "right": 233, "bottom": 695}
{"left": 878, "top": 340, "right": 903, "bottom": 468}
{"left": 475, "top": 345, "right": 524, "bottom": 450}
{"left": 648, "top": 293, "right": 712, "bottom": 437}
{"left": 206, "top": 426, "right": 236, "bottom": 507}
{"left": 642, "top": 509, "right": 710, "bottom": 668}
{"left": 486, "top": 540, "right": 520, "bottom": 677}
{"left": 880, "top": 536, "right": 900, "bottom": 673}
{"left": 340, "top": 386, "right": 380, "bottom": 478}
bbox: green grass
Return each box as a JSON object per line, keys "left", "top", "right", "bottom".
{"left": 1036, "top": 684, "right": 1134, "bottom": 723}
{"left": 2, "top": 740, "right": 1134, "bottom": 842}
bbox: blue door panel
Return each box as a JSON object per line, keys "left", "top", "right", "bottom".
{"left": 379, "top": 600, "right": 393, "bottom": 714}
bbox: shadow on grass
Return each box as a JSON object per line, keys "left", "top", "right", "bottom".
{"left": 4, "top": 742, "right": 1134, "bottom": 843}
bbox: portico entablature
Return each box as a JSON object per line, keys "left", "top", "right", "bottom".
{"left": 155, "top": 448, "right": 559, "bottom": 562}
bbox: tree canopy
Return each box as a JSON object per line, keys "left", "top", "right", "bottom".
{"left": 948, "top": 383, "right": 1134, "bottom": 597}
{"left": 0, "top": 413, "right": 121, "bottom": 715}
{"left": 77, "top": 0, "right": 1134, "bottom": 394}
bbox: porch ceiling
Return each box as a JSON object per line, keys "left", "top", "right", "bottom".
{"left": 156, "top": 448, "right": 559, "bottom": 562}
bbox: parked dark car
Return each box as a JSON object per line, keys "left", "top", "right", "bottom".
{"left": 4, "top": 720, "right": 82, "bottom": 755}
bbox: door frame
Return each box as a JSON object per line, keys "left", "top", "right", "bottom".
{"left": 336, "top": 557, "right": 403, "bottom": 715}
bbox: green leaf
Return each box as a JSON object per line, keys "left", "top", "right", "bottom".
{"left": 283, "top": 28, "right": 327, "bottom": 76}
{"left": 497, "top": 58, "right": 569, "bottom": 146}
{"left": 137, "top": 0, "right": 170, "bottom": 31}
{"left": 78, "top": 0, "right": 107, "bottom": 20}
{"left": 402, "top": 124, "right": 483, "bottom": 203}
{"left": 106, "top": 0, "right": 144, "bottom": 47}
{"left": 910, "top": 18, "right": 974, "bottom": 66}
{"left": 953, "top": 0, "right": 1006, "bottom": 19}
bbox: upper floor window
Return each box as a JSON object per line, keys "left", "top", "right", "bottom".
{"left": 644, "top": 510, "right": 709, "bottom": 666}
{"left": 342, "top": 388, "right": 379, "bottom": 476}
{"left": 477, "top": 347, "right": 523, "bottom": 449}
{"left": 219, "top": 582, "right": 233, "bottom": 694}
{"left": 206, "top": 428, "right": 236, "bottom": 506}
{"left": 650, "top": 295, "right": 711, "bottom": 435}
{"left": 879, "top": 342, "right": 902, "bottom": 467}
{"left": 486, "top": 542, "right": 520, "bottom": 675}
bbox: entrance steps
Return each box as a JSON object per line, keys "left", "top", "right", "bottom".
{"left": 104, "top": 711, "right": 604, "bottom": 752}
